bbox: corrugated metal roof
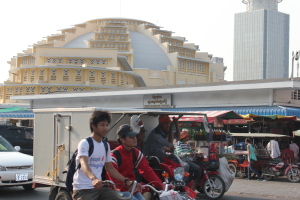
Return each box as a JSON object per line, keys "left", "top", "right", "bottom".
{"left": 160, "top": 106, "right": 300, "bottom": 118}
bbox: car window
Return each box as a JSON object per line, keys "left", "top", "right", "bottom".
{"left": 0, "top": 136, "right": 15, "bottom": 152}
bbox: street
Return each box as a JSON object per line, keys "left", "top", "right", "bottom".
{"left": 1, "top": 176, "right": 299, "bottom": 200}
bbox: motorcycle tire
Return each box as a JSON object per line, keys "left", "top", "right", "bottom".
{"left": 202, "top": 175, "right": 225, "bottom": 200}
{"left": 228, "top": 163, "right": 237, "bottom": 177}
{"left": 287, "top": 168, "right": 300, "bottom": 183}
{"left": 262, "top": 167, "right": 274, "bottom": 181}
{"left": 55, "top": 190, "right": 72, "bottom": 200}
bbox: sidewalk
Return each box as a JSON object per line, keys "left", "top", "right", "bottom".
{"left": 227, "top": 177, "right": 300, "bottom": 199}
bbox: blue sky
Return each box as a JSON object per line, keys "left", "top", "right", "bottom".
{"left": 0, "top": 0, "right": 299, "bottom": 83}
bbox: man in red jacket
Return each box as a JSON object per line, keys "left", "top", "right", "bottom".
{"left": 107, "top": 124, "right": 163, "bottom": 200}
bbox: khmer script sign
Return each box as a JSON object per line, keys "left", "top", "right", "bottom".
{"left": 143, "top": 94, "right": 172, "bottom": 108}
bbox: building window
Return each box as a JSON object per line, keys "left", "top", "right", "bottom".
{"left": 14, "top": 87, "right": 23, "bottom": 95}
{"left": 41, "top": 87, "right": 52, "bottom": 93}
{"left": 179, "top": 60, "right": 185, "bottom": 69}
{"left": 39, "top": 69, "right": 44, "bottom": 75}
{"left": 75, "top": 70, "right": 82, "bottom": 81}
{"left": 197, "top": 62, "right": 204, "bottom": 72}
{"left": 111, "top": 72, "right": 116, "bottom": 84}
{"left": 24, "top": 70, "right": 28, "bottom": 81}
{"left": 63, "top": 69, "right": 69, "bottom": 75}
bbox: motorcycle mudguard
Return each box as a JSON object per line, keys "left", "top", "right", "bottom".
{"left": 284, "top": 166, "right": 297, "bottom": 175}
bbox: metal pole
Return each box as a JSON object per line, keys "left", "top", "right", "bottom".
{"left": 291, "top": 51, "right": 294, "bottom": 81}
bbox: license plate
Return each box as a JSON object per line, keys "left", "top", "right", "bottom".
{"left": 16, "top": 173, "right": 28, "bottom": 181}
{"left": 185, "top": 186, "right": 197, "bottom": 199}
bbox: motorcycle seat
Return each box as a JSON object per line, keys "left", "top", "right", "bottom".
{"left": 269, "top": 160, "right": 280, "bottom": 164}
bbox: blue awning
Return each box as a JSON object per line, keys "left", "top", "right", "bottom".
{"left": 0, "top": 110, "right": 34, "bottom": 119}
{"left": 160, "top": 106, "right": 300, "bottom": 118}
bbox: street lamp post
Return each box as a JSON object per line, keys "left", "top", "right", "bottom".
{"left": 291, "top": 51, "right": 299, "bottom": 81}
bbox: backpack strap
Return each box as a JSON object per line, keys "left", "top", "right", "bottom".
{"left": 102, "top": 138, "right": 108, "bottom": 155}
{"left": 86, "top": 136, "right": 94, "bottom": 157}
{"left": 132, "top": 148, "right": 137, "bottom": 168}
{"left": 112, "top": 149, "right": 122, "bottom": 167}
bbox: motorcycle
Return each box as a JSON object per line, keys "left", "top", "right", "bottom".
{"left": 261, "top": 153, "right": 300, "bottom": 182}
{"left": 147, "top": 154, "right": 196, "bottom": 200}
{"left": 184, "top": 153, "right": 226, "bottom": 200}
{"left": 147, "top": 153, "right": 226, "bottom": 200}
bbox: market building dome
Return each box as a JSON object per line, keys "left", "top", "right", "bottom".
{"left": 2, "top": 18, "right": 225, "bottom": 103}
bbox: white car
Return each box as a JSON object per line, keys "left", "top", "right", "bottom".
{"left": 0, "top": 136, "right": 34, "bottom": 190}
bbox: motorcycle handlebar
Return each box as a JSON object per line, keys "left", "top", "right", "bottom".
{"left": 102, "top": 180, "right": 138, "bottom": 200}
{"left": 142, "top": 184, "right": 164, "bottom": 194}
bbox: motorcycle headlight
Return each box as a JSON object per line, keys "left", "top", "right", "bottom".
{"left": 0, "top": 165, "right": 7, "bottom": 171}
{"left": 174, "top": 167, "right": 184, "bottom": 181}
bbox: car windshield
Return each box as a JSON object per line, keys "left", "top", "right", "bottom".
{"left": 0, "top": 136, "right": 16, "bottom": 152}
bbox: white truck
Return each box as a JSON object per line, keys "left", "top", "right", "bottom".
{"left": 32, "top": 107, "right": 206, "bottom": 200}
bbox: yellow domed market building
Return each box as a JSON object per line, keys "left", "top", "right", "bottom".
{"left": 1, "top": 18, "right": 226, "bottom": 103}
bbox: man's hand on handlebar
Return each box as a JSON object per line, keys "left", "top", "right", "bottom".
{"left": 92, "top": 178, "right": 103, "bottom": 189}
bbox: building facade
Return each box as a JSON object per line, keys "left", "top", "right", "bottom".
{"left": 1, "top": 18, "right": 226, "bottom": 103}
{"left": 233, "top": 0, "right": 289, "bottom": 81}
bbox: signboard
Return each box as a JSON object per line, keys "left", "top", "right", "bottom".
{"left": 143, "top": 94, "right": 172, "bottom": 108}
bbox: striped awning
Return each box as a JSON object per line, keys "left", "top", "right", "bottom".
{"left": 177, "top": 111, "right": 245, "bottom": 123}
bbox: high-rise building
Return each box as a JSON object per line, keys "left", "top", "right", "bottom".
{"left": 233, "top": 0, "right": 289, "bottom": 81}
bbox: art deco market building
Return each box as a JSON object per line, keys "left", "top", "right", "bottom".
{"left": 1, "top": 18, "right": 226, "bottom": 103}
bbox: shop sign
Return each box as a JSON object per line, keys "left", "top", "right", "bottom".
{"left": 143, "top": 94, "right": 172, "bottom": 108}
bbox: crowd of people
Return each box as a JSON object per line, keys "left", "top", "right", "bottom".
{"left": 71, "top": 110, "right": 300, "bottom": 200}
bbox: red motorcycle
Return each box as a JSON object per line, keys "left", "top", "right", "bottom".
{"left": 147, "top": 153, "right": 225, "bottom": 200}
{"left": 262, "top": 153, "right": 300, "bottom": 182}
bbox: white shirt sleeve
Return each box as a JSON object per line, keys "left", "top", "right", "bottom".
{"left": 77, "top": 139, "right": 89, "bottom": 157}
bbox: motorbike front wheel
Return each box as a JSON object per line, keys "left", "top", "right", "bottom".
{"left": 202, "top": 175, "right": 225, "bottom": 200}
{"left": 287, "top": 168, "right": 300, "bottom": 182}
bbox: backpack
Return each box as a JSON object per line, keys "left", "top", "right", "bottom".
{"left": 65, "top": 137, "right": 108, "bottom": 192}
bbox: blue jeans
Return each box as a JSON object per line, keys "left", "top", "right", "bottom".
{"left": 118, "top": 191, "right": 145, "bottom": 200}
{"left": 248, "top": 160, "right": 261, "bottom": 179}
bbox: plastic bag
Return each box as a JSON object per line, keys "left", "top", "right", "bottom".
{"left": 159, "top": 190, "right": 183, "bottom": 200}
{"left": 217, "top": 157, "right": 235, "bottom": 192}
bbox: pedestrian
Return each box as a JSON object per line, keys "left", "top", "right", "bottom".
{"left": 72, "top": 110, "right": 134, "bottom": 200}
{"left": 289, "top": 139, "right": 299, "bottom": 164}
{"left": 266, "top": 137, "right": 281, "bottom": 159}
{"left": 245, "top": 138, "right": 265, "bottom": 181}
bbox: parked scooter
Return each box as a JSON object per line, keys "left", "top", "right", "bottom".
{"left": 262, "top": 153, "right": 300, "bottom": 182}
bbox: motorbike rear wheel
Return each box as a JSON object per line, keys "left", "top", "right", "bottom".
{"left": 287, "top": 168, "right": 300, "bottom": 182}
{"left": 202, "top": 175, "right": 225, "bottom": 200}
{"left": 228, "top": 163, "right": 237, "bottom": 177}
{"left": 262, "top": 167, "right": 274, "bottom": 181}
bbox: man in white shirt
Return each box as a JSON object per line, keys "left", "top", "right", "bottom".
{"left": 266, "top": 138, "right": 281, "bottom": 159}
{"left": 72, "top": 110, "right": 133, "bottom": 200}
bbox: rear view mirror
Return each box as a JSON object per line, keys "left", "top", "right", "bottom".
{"left": 14, "top": 146, "right": 21, "bottom": 152}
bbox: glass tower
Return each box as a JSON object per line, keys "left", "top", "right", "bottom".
{"left": 233, "top": 0, "right": 289, "bottom": 81}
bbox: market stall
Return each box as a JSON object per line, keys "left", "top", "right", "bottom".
{"left": 175, "top": 111, "right": 245, "bottom": 154}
